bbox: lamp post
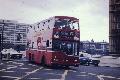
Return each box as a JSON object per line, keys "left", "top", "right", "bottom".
{"left": 0, "top": 20, "right": 5, "bottom": 60}
{"left": 17, "top": 33, "right": 22, "bottom": 52}
{"left": 2, "top": 21, "right": 4, "bottom": 50}
{"left": 0, "top": 34, "right": 1, "bottom": 60}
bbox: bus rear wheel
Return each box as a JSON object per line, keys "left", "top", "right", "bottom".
{"left": 41, "top": 56, "right": 46, "bottom": 67}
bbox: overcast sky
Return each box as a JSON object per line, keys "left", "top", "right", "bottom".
{"left": 0, "top": 0, "right": 109, "bottom": 42}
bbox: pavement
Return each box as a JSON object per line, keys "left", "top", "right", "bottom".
{"left": 99, "top": 56, "right": 120, "bottom": 68}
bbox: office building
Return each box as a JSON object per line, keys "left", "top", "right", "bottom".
{"left": 109, "top": 0, "right": 120, "bottom": 55}
{"left": 0, "top": 19, "right": 29, "bottom": 50}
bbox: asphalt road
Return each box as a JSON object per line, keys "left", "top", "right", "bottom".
{"left": 0, "top": 60, "right": 120, "bottom": 80}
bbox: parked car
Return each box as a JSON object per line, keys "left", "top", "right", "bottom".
{"left": 1, "top": 48, "right": 23, "bottom": 59}
{"left": 79, "top": 52, "right": 100, "bottom": 66}
{"left": 92, "top": 54, "right": 101, "bottom": 58}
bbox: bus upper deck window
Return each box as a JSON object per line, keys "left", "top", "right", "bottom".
{"left": 46, "top": 40, "right": 49, "bottom": 47}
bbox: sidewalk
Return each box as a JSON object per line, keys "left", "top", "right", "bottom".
{"left": 99, "top": 56, "right": 120, "bottom": 68}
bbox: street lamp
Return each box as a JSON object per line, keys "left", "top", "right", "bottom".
{"left": 0, "top": 20, "right": 5, "bottom": 60}
{"left": 0, "top": 34, "right": 1, "bottom": 60}
{"left": 17, "top": 33, "right": 22, "bottom": 52}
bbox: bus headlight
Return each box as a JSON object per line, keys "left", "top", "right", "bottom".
{"left": 74, "top": 60, "right": 78, "bottom": 62}
{"left": 55, "top": 56, "right": 56, "bottom": 58}
{"left": 54, "top": 35, "right": 59, "bottom": 38}
{"left": 66, "top": 60, "right": 68, "bottom": 62}
{"left": 53, "top": 58, "right": 58, "bottom": 61}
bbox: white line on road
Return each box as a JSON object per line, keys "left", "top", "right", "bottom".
{"left": 0, "top": 63, "right": 3, "bottom": 65}
{"left": 20, "top": 68, "right": 29, "bottom": 69}
{"left": 29, "top": 78, "right": 41, "bottom": 79}
{"left": 101, "top": 75, "right": 116, "bottom": 79}
{"left": 7, "top": 65, "right": 15, "bottom": 66}
{"left": 12, "top": 62, "right": 24, "bottom": 65}
{"left": 97, "top": 75, "right": 104, "bottom": 80}
{"left": 47, "top": 79, "right": 60, "bottom": 80}
{"left": 117, "top": 78, "right": 120, "bottom": 80}
{"left": 100, "top": 75, "right": 120, "bottom": 80}
{"left": 16, "top": 67, "right": 43, "bottom": 80}
{"left": 4, "top": 71, "right": 15, "bottom": 72}
{"left": 0, "top": 69, "right": 6, "bottom": 71}
{"left": 77, "top": 75, "right": 88, "bottom": 77}
{"left": 44, "top": 68, "right": 53, "bottom": 70}
{"left": 1, "top": 76, "right": 20, "bottom": 79}
{"left": 88, "top": 73, "right": 96, "bottom": 76}
{"left": 46, "top": 73, "right": 62, "bottom": 75}
{"left": 7, "top": 66, "right": 17, "bottom": 69}
{"left": 60, "top": 70, "right": 68, "bottom": 80}
{"left": 80, "top": 72, "right": 87, "bottom": 74}
{"left": 97, "top": 75, "right": 120, "bottom": 80}
{"left": 28, "top": 64, "right": 33, "bottom": 65}
{"left": 0, "top": 65, "right": 18, "bottom": 72}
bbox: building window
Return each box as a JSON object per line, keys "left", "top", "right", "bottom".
{"left": 117, "top": 23, "right": 120, "bottom": 29}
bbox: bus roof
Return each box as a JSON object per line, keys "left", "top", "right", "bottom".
{"left": 55, "top": 16, "right": 79, "bottom": 21}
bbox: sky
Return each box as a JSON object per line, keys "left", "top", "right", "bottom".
{"left": 0, "top": 0, "right": 109, "bottom": 42}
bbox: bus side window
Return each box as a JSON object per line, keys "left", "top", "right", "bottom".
{"left": 32, "top": 42, "right": 34, "bottom": 49}
{"left": 46, "top": 40, "right": 49, "bottom": 47}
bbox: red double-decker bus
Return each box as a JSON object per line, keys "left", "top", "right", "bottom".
{"left": 26, "top": 16, "right": 80, "bottom": 67}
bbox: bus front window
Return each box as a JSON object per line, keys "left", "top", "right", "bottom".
{"left": 52, "top": 40, "right": 78, "bottom": 55}
{"left": 54, "top": 19, "right": 79, "bottom": 30}
{"left": 72, "top": 22, "right": 79, "bottom": 30}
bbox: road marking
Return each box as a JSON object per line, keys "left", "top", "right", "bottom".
{"left": 102, "top": 75, "right": 116, "bottom": 79}
{"left": 12, "top": 62, "right": 24, "bottom": 65}
{"left": 80, "top": 72, "right": 87, "bottom": 74}
{"left": 7, "top": 66, "right": 17, "bottom": 69}
{"left": 46, "top": 73, "right": 56, "bottom": 75}
{"left": 72, "top": 70, "right": 77, "bottom": 72}
{"left": 28, "top": 64, "right": 33, "bottom": 65}
{"left": 17, "top": 67, "right": 43, "bottom": 80}
{"left": 77, "top": 75, "right": 88, "bottom": 77}
{"left": 7, "top": 64, "right": 15, "bottom": 66}
{"left": 4, "top": 71, "right": 15, "bottom": 72}
{"left": 0, "top": 63, "right": 3, "bottom": 65}
{"left": 10, "top": 61, "right": 24, "bottom": 67}
{"left": 29, "top": 78, "right": 41, "bottom": 79}
{"left": 88, "top": 73, "right": 96, "bottom": 76}
{"left": 6, "top": 61, "right": 15, "bottom": 63}
{"left": 60, "top": 70, "right": 68, "bottom": 80}
{"left": 7, "top": 61, "right": 12, "bottom": 63}
{"left": 0, "top": 66, "right": 17, "bottom": 72}
{"left": 32, "top": 65, "right": 36, "bottom": 67}
{"left": 44, "top": 69, "right": 53, "bottom": 70}
{"left": 0, "top": 69, "right": 6, "bottom": 71}
{"left": 47, "top": 79, "right": 60, "bottom": 80}
{"left": 20, "top": 68, "right": 29, "bottom": 69}
{"left": 46, "top": 73, "right": 62, "bottom": 75}
{"left": 97, "top": 75, "right": 104, "bottom": 80}
{"left": 99, "top": 75, "right": 120, "bottom": 80}
{"left": 1, "top": 76, "right": 19, "bottom": 79}
{"left": 117, "top": 78, "right": 120, "bottom": 79}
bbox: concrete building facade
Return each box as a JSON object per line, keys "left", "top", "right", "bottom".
{"left": 80, "top": 40, "right": 109, "bottom": 55}
{"left": 0, "top": 19, "right": 29, "bottom": 50}
{"left": 109, "top": 0, "right": 120, "bottom": 55}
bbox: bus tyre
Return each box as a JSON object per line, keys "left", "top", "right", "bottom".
{"left": 41, "top": 56, "right": 46, "bottom": 67}
{"left": 28, "top": 53, "right": 31, "bottom": 62}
